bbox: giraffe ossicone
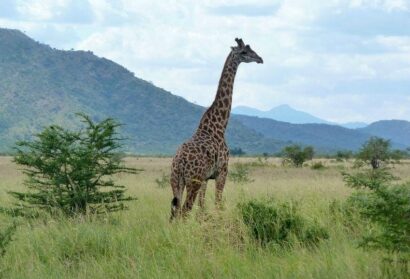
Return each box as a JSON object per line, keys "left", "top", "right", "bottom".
{"left": 170, "top": 38, "right": 263, "bottom": 220}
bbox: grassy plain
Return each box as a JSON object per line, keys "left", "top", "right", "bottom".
{"left": 0, "top": 156, "right": 409, "bottom": 278}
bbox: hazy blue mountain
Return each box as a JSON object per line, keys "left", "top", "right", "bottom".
{"left": 233, "top": 115, "right": 373, "bottom": 152}
{"left": 357, "top": 120, "right": 410, "bottom": 148}
{"left": 233, "top": 105, "right": 331, "bottom": 124}
{"left": 341, "top": 122, "right": 368, "bottom": 129}
{"left": 233, "top": 105, "right": 369, "bottom": 129}
{"left": 0, "top": 28, "right": 283, "bottom": 155}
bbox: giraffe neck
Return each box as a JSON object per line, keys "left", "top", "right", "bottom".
{"left": 197, "top": 52, "right": 239, "bottom": 135}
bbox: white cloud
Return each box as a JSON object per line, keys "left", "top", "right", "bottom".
{"left": 349, "top": 0, "right": 409, "bottom": 11}
{"left": 0, "top": 0, "right": 409, "bottom": 123}
{"left": 15, "top": 0, "right": 64, "bottom": 20}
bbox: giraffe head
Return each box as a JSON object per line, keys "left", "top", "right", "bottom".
{"left": 231, "top": 38, "right": 263, "bottom": 64}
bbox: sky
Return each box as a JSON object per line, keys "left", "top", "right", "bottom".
{"left": 0, "top": 0, "right": 410, "bottom": 123}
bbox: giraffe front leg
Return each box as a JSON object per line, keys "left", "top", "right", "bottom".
{"left": 198, "top": 181, "right": 208, "bottom": 209}
{"left": 215, "top": 166, "right": 227, "bottom": 208}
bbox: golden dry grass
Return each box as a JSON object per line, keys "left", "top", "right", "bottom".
{"left": 0, "top": 156, "right": 409, "bottom": 278}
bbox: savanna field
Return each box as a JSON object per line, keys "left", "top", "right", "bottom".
{"left": 0, "top": 156, "right": 408, "bottom": 278}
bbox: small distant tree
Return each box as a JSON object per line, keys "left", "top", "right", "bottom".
{"left": 390, "top": 149, "right": 409, "bottom": 162}
{"left": 9, "top": 113, "right": 141, "bottom": 216}
{"left": 357, "top": 137, "right": 391, "bottom": 169}
{"left": 228, "top": 163, "right": 253, "bottom": 184}
{"left": 304, "top": 146, "right": 314, "bottom": 161}
{"left": 230, "top": 147, "right": 246, "bottom": 156}
{"left": 282, "top": 144, "right": 314, "bottom": 167}
{"left": 336, "top": 150, "right": 353, "bottom": 161}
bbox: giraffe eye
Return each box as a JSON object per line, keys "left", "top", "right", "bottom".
{"left": 240, "top": 50, "right": 247, "bottom": 55}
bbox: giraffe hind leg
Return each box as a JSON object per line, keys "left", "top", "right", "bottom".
{"left": 198, "top": 181, "right": 207, "bottom": 209}
{"left": 182, "top": 180, "right": 202, "bottom": 217}
{"left": 215, "top": 166, "right": 228, "bottom": 208}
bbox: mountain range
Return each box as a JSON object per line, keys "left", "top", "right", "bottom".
{"left": 0, "top": 28, "right": 282, "bottom": 155}
{"left": 232, "top": 105, "right": 368, "bottom": 128}
{"left": 0, "top": 28, "right": 409, "bottom": 155}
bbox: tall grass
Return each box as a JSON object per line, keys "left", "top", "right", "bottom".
{"left": 0, "top": 157, "right": 408, "bottom": 278}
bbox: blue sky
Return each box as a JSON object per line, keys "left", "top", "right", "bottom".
{"left": 1, "top": 0, "right": 409, "bottom": 123}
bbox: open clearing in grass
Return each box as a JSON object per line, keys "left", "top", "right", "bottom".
{"left": 0, "top": 157, "right": 409, "bottom": 278}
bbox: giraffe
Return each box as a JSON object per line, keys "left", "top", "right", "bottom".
{"left": 170, "top": 38, "right": 263, "bottom": 220}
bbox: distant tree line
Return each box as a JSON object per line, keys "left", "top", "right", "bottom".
{"left": 232, "top": 136, "right": 410, "bottom": 167}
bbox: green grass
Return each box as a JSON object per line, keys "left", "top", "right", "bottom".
{"left": 0, "top": 157, "right": 408, "bottom": 278}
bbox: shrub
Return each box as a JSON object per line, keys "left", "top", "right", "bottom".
{"left": 335, "top": 150, "right": 353, "bottom": 162}
{"left": 0, "top": 223, "right": 16, "bottom": 257}
{"left": 303, "top": 224, "right": 330, "bottom": 245}
{"left": 246, "top": 157, "right": 270, "bottom": 167}
{"left": 230, "top": 147, "right": 246, "bottom": 156}
{"left": 343, "top": 168, "right": 410, "bottom": 255}
{"left": 229, "top": 163, "right": 253, "bottom": 184}
{"left": 8, "top": 113, "right": 141, "bottom": 216}
{"left": 281, "top": 144, "right": 314, "bottom": 167}
{"left": 239, "top": 199, "right": 328, "bottom": 247}
{"left": 155, "top": 173, "right": 170, "bottom": 189}
{"left": 328, "top": 199, "right": 367, "bottom": 234}
{"left": 390, "top": 149, "right": 409, "bottom": 163}
{"left": 311, "top": 161, "right": 326, "bottom": 170}
{"left": 349, "top": 182, "right": 410, "bottom": 253}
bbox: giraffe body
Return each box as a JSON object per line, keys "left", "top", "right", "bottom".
{"left": 170, "top": 38, "right": 263, "bottom": 219}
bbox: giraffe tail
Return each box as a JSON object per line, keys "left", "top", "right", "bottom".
{"left": 170, "top": 160, "right": 185, "bottom": 220}
{"left": 171, "top": 197, "right": 179, "bottom": 210}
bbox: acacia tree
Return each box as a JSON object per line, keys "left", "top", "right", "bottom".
{"left": 336, "top": 150, "right": 353, "bottom": 161}
{"left": 230, "top": 147, "right": 246, "bottom": 156}
{"left": 342, "top": 168, "right": 410, "bottom": 257}
{"left": 282, "top": 144, "right": 314, "bottom": 167}
{"left": 9, "top": 113, "right": 140, "bottom": 216}
{"left": 356, "top": 137, "right": 391, "bottom": 169}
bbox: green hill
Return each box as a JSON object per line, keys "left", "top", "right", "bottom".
{"left": 234, "top": 115, "right": 408, "bottom": 152}
{"left": 357, "top": 120, "right": 410, "bottom": 148}
{"left": 1, "top": 28, "right": 407, "bottom": 155}
{"left": 233, "top": 115, "right": 372, "bottom": 152}
{"left": 0, "top": 28, "right": 282, "bottom": 155}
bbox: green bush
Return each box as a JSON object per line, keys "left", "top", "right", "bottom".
{"left": 348, "top": 183, "right": 410, "bottom": 253}
{"left": 343, "top": 168, "right": 410, "bottom": 254}
{"left": 335, "top": 150, "right": 353, "bottom": 162}
{"left": 239, "top": 199, "right": 328, "bottom": 247}
{"left": 281, "top": 145, "right": 314, "bottom": 167}
{"left": 311, "top": 161, "right": 326, "bottom": 170}
{"left": 303, "top": 224, "right": 330, "bottom": 245}
{"left": 230, "top": 147, "right": 246, "bottom": 156}
{"left": 7, "top": 113, "right": 141, "bottom": 216}
{"left": 0, "top": 223, "right": 16, "bottom": 257}
{"left": 328, "top": 199, "right": 367, "bottom": 234}
{"left": 229, "top": 163, "right": 253, "bottom": 184}
{"left": 244, "top": 157, "right": 272, "bottom": 168}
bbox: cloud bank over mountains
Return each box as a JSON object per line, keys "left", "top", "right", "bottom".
{"left": 0, "top": 0, "right": 409, "bottom": 123}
